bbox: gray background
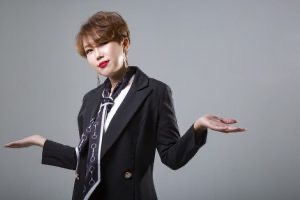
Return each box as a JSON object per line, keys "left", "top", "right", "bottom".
{"left": 1, "top": 0, "right": 299, "bottom": 199}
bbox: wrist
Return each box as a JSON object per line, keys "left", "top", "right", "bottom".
{"left": 193, "top": 121, "right": 207, "bottom": 133}
{"left": 33, "top": 135, "right": 46, "bottom": 147}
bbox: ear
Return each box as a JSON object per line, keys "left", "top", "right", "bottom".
{"left": 122, "top": 38, "right": 130, "bottom": 52}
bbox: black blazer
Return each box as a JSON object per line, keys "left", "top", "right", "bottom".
{"left": 42, "top": 66, "right": 207, "bottom": 200}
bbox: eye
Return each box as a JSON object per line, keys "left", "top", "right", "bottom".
{"left": 85, "top": 49, "right": 93, "bottom": 55}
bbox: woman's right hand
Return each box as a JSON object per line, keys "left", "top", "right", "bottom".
{"left": 4, "top": 135, "right": 46, "bottom": 148}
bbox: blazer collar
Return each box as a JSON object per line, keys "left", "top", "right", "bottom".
{"left": 91, "top": 66, "right": 152, "bottom": 159}
{"left": 90, "top": 66, "right": 148, "bottom": 116}
{"left": 130, "top": 66, "right": 149, "bottom": 91}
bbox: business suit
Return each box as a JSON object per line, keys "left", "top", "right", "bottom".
{"left": 42, "top": 66, "right": 208, "bottom": 200}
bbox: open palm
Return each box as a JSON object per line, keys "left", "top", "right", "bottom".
{"left": 195, "top": 114, "right": 246, "bottom": 133}
{"left": 4, "top": 135, "right": 45, "bottom": 148}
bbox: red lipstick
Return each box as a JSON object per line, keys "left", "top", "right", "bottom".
{"left": 98, "top": 60, "right": 109, "bottom": 68}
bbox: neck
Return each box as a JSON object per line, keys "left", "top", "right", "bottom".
{"left": 109, "top": 66, "right": 128, "bottom": 91}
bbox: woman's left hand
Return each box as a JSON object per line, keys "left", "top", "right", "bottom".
{"left": 194, "top": 114, "right": 246, "bottom": 133}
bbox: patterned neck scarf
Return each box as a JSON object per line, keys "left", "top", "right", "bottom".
{"left": 75, "top": 67, "right": 136, "bottom": 200}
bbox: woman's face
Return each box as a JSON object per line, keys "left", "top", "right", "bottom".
{"left": 83, "top": 37, "right": 128, "bottom": 79}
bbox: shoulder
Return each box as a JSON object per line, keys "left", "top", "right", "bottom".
{"left": 148, "top": 77, "right": 173, "bottom": 101}
{"left": 81, "top": 85, "right": 102, "bottom": 102}
{"left": 134, "top": 65, "right": 173, "bottom": 96}
{"left": 133, "top": 66, "right": 172, "bottom": 93}
{"left": 149, "top": 77, "right": 172, "bottom": 94}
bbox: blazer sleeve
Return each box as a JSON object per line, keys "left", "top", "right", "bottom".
{"left": 41, "top": 139, "right": 76, "bottom": 170}
{"left": 156, "top": 84, "right": 208, "bottom": 170}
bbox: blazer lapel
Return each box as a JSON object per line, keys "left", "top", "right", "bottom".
{"left": 89, "top": 85, "right": 104, "bottom": 122}
{"left": 100, "top": 66, "right": 152, "bottom": 159}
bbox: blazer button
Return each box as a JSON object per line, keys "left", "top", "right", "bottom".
{"left": 124, "top": 171, "right": 133, "bottom": 179}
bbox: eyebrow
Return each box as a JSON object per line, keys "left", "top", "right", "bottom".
{"left": 83, "top": 44, "right": 93, "bottom": 49}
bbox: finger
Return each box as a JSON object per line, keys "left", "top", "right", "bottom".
{"left": 210, "top": 121, "right": 227, "bottom": 128}
{"left": 220, "top": 118, "right": 237, "bottom": 124}
{"left": 209, "top": 124, "right": 229, "bottom": 132}
{"left": 211, "top": 125, "right": 246, "bottom": 133}
{"left": 5, "top": 141, "right": 28, "bottom": 148}
{"left": 4, "top": 143, "right": 14, "bottom": 148}
{"left": 7, "top": 144, "right": 28, "bottom": 148}
{"left": 210, "top": 115, "right": 236, "bottom": 124}
{"left": 4, "top": 142, "right": 14, "bottom": 147}
{"left": 223, "top": 126, "right": 246, "bottom": 133}
{"left": 4, "top": 143, "right": 19, "bottom": 148}
{"left": 4, "top": 141, "right": 16, "bottom": 146}
{"left": 210, "top": 115, "right": 224, "bottom": 121}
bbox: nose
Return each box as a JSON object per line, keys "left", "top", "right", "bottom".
{"left": 94, "top": 47, "right": 103, "bottom": 61}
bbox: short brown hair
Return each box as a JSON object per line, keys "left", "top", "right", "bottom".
{"left": 75, "top": 11, "right": 130, "bottom": 58}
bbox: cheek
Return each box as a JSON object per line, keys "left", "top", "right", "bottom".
{"left": 111, "top": 49, "right": 124, "bottom": 63}
{"left": 86, "top": 56, "right": 96, "bottom": 67}
{"left": 110, "top": 44, "right": 123, "bottom": 57}
{"left": 115, "top": 54, "right": 124, "bottom": 66}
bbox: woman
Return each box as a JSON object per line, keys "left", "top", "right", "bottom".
{"left": 5, "top": 11, "right": 246, "bottom": 200}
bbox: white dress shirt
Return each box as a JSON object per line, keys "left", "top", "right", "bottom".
{"left": 104, "top": 75, "right": 135, "bottom": 132}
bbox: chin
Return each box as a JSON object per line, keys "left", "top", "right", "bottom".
{"left": 97, "top": 69, "right": 113, "bottom": 78}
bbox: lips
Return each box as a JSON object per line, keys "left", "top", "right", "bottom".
{"left": 98, "top": 60, "right": 109, "bottom": 68}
